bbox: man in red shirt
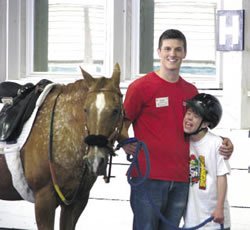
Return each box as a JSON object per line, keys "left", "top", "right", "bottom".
{"left": 121, "top": 29, "right": 233, "bottom": 230}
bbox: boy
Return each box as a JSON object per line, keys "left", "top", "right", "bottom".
{"left": 183, "top": 93, "right": 231, "bottom": 229}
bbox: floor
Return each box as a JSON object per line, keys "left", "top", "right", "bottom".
{"left": 0, "top": 189, "right": 250, "bottom": 230}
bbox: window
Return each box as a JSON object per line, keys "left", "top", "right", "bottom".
{"left": 26, "top": 0, "right": 134, "bottom": 83}
{"left": 139, "top": 0, "right": 220, "bottom": 88}
{"left": 33, "top": 0, "right": 107, "bottom": 75}
{"left": 5, "top": 0, "right": 220, "bottom": 88}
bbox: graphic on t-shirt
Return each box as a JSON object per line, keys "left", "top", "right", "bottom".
{"left": 190, "top": 154, "right": 199, "bottom": 184}
{"left": 189, "top": 154, "right": 207, "bottom": 190}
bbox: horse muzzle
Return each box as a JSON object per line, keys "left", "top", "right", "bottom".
{"left": 84, "top": 135, "right": 112, "bottom": 176}
{"left": 83, "top": 147, "right": 109, "bottom": 176}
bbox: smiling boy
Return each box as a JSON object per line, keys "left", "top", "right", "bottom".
{"left": 183, "top": 93, "right": 231, "bottom": 230}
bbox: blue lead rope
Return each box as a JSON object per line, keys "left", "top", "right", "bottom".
{"left": 117, "top": 138, "right": 224, "bottom": 230}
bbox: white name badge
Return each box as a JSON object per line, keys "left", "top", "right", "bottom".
{"left": 155, "top": 97, "right": 169, "bottom": 107}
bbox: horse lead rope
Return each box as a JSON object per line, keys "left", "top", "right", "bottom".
{"left": 118, "top": 138, "right": 224, "bottom": 230}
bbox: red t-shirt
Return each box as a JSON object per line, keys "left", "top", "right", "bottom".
{"left": 124, "top": 72, "right": 198, "bottom": 182}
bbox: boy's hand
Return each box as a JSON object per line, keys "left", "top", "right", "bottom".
{"left": 212, "top": 207, "right": 224, "bottom": 224}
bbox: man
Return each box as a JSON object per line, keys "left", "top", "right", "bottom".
{"left": 120, "top": 29, "right": 233, "bottom": 230}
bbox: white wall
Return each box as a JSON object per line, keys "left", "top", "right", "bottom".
{"left": 212, "top": 0, "right": 250, "bottom": 210}
{"left": 218, "top": 0, "right": 250, "bottom": 129}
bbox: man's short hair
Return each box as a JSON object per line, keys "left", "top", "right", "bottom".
{"left": 158, "top": 29, "right": 187, "bottom": 53}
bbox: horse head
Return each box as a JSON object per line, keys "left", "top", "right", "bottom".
{"left": 80, "top": 63, "right": 123, "bottom": 176}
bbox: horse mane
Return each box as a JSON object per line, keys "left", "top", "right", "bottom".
{"left": 88, "top": 77, "right": 121, "bottom": 95}
{"left": 60, "top": 79, "right": 88, "bottom": 95}
{"left": 59, "top": 75, "right": 121, "bottom": 96}
{"left": 92, "top": 77, "right": 112, "bottom": 90}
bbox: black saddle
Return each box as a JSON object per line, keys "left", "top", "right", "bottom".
{"left": 0, "top": 79, "right": 52, "bottom": 143}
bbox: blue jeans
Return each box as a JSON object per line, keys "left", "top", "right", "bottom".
{"left": 130, "top": 178, "right": 189, "bottom": 230}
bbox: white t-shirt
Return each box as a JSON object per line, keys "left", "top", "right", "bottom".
{"left": 184, "top": 131, "right": 231, "bottom": 229}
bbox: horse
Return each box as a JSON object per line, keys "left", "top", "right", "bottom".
{"left": 0, "top": 63, "right": 124, "bottom": 230}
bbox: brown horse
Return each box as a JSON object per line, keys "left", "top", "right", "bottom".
{"left": 0, "top": 63, "right": 124, "bottom": 229}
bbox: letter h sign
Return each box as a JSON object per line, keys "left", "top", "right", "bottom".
{"left": 216, "top": 10, "right": 244, "bottom": 51}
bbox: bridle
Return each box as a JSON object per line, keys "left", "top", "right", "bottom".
{"left": 83, "top": 88, "right": 124, "bottom": 182}
{"left": 84, "top": 89, "right": 124, "bottom": 145}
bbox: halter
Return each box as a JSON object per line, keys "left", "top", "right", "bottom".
{"left": 83, "top": 88, "right": 124, "bottom": 183}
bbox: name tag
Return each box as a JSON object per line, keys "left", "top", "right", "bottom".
{"left": 155, "top": 97, "right": 168, "bottom": 107}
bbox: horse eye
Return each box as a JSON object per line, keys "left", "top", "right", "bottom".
{"left": 112, "top": 108, "right": 120, "bottom": 116}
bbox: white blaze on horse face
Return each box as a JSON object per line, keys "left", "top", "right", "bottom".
{"left": 92, "top": 146, "right": 101, "bottom": 173}
{"left": 95, "top": 93, "right": 106, "bottom": 131}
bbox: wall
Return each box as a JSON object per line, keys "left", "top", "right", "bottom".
{"left": 213, "top": 0, "right": 250, "bottom": 211}
{"left": 218, "top": 0, "right": 250, "bottom": 129}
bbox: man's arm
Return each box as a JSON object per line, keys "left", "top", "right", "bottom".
{"left": 118, "top": 119, "right": 137, "bottom": 155}
{"left": 220, "top": 137, "right": 234, "bottom": 159}
{"left": 212, "top": 175, "right": 227, "bottom": 224}
{"left": 118, "top": 119, "right": 131, "bottom": 142}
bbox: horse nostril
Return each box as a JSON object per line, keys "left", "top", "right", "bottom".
{"left": 99, "top": 157, "right": 105, "bottom": 165}
{"left": 83, "top": 156, "right": 91, "bottom": 170}
{"left": 97, "top": 157, "right": 107, "bottom": 175}
{"left": 84, "top": 154, "right": 107, "bottom": 176}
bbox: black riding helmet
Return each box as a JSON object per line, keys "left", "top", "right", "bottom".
{"left": 186, "top": 93, "right": 222, "bottom": 129}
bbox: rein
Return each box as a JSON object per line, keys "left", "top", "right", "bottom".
{"left": 48, "top": 91, "right": 87, "bottom": 206}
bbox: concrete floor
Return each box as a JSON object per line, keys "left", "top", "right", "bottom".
{"left": 0, "top": 191, "right": 250, "bottom": 230}
{"left": 0, "top": 165, "right": 250, "bottom": 229}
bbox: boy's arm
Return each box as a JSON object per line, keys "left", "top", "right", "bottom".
{"left": 212, "top": 175, "right": 227, "bottom": 224}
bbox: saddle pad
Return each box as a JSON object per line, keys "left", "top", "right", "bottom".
{"left": 0, "top": 83, "right": 58, "bottom": 203}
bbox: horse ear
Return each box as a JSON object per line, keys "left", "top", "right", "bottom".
{"left": 79, "top": 66, "right": 95, "bottom": 87}
{"left": 111, "top": 63, "right": 121, "bottom": 87}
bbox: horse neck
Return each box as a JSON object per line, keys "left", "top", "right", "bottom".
{"left": 63, "top": 79, "right": 88, "bottom": 94}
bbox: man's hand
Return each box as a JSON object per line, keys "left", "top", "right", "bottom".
{"left": 219, "top": 137, "right": 234, "bottom": 160}
{"left": 122, "top": 142, "right": 137, "bottom": 155}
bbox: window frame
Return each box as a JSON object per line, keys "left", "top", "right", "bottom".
{"left": 0, "top": 0, "right": 8, "bottom": 82}
{"left": 6, "top": 0, "right": 136, "bottom": 84}
{"left": 25, "top": 0, "right": 115, "bottom": 81}
{"left": 5, "top": 0, "right": 222, "bottom": 89}
{"left": 151, "top": 0, "right": 222, "bottom": 89}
